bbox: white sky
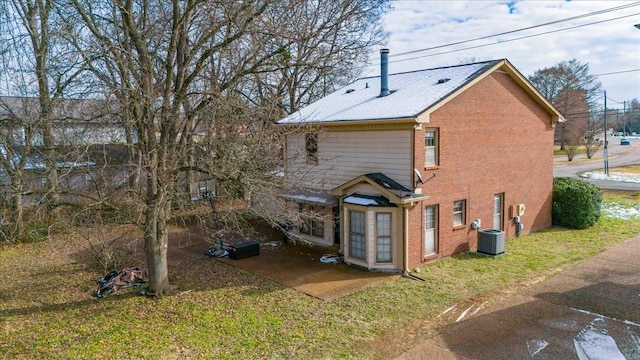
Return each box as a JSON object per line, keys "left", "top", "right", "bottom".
{"left": 365, "top": 0, "right": 640, "bottom": 110}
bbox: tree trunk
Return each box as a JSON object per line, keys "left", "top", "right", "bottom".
{"left": 140, "top": 122, "right": 172, "bottom": 294}
{"left": 143, "top": 189, "right": 171, "bottom": 296}
{"left": 10, "top": 178, "right": 24, "bottom": 237}
{"left": 42, "top": 117, "right": 59, "bottom": 217}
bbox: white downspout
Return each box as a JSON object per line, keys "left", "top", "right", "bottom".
{"left": 404, "top": 206, "right": 409, "bottom": 273}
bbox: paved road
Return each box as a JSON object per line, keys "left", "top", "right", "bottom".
{"left": 554, "top": 137, "right": 640, "bottom": 191}
{"left": 397, "top": 235, "right": 640, "bottom": 359}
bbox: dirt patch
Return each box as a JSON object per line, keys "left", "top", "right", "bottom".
{"left": 165, "top": 219, "right": 397, "bottom": 301}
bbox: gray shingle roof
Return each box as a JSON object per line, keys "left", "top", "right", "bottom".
{"left": 278, "top": 60, "right": 502, "bottom": 124}
{"left": 364, "top": 172, "right": 412, "bottom": 192}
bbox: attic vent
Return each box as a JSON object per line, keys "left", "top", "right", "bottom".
{"left": 437, "top": 78, "right": 451, "bottom": 84}
{"left": 346, "top": 89, "right": 356, "bottom": 94}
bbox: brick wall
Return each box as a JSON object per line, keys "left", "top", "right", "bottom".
{"left": 408, "top": 71, "right": 555, "bottom": 269}
{"left": 407, "top": 205, "right": 423, "bottom": 268}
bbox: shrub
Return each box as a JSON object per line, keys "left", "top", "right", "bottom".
{"left": 552, "top": 177, "right": 602, "bottom": 229}
{"left": 80, "top": 229, "right": 141, "bottom": 273}
{"left": 12, "top": 219, "right": 49, "bottom": 244}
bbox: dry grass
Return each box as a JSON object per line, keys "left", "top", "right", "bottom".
{"left": 602, "top": 189, "right": 640, "bottom": 203}
{"left": 1, "top": 193, "right": 640, "bottom": 359}
{"left": 610, "top": 164, "right": 640, "bottom": 175}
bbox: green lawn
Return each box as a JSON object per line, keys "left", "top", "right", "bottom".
{"left": 1, "top": 192, "right": 639, "bottom": 359}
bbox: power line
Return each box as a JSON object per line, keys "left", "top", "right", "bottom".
{"left": 385, "top": 12, "right": 640, "bottom": 65}
{"left": 561, "top": 106, "right": 640, "bottom": 117}
{"left": 594, "top": 69, "right": 640, "bottom": 77}
{"left": 390, "top": 2, "right": 640, "bottom": 59}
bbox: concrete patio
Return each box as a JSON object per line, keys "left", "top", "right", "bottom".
{"left": 217, "top": 241, "right": 398, "bottom": 302}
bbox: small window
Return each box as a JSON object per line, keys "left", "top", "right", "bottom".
{"left": 305, "top": 133, "right": 318, "bottom": 164}
{"left": 299, "top": 203, "right": 324, "bottom": 238}
{"left": 112, "top": 169, "right": 131, "bottom": 187}
{"left": 83, "top": 173, "right": 93, "bottom": 188}
{"left": 39, "top": 177, "right": 47, "bottom": 189}
{"left": 424, "top": 129, "right": 438, "bottom": 166}
{"left": 453, "top": 200, "right": 466, "bottom": 226}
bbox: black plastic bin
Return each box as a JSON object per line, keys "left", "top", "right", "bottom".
{"left": 228, "top": 240, "right": 260, "bottom": 259}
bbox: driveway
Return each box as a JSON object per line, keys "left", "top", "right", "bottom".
{"left": 396, "top": 234, "right": 640, "bottom": 359}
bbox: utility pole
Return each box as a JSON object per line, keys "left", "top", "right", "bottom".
{"left": 603, "top": 91, "right": 609, "bottom": 176}
{"left": 623, "top": 101, "right": 627, "bottom": 136}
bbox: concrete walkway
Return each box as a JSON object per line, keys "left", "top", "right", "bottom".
{"left": 397, "top": 235, "right": 640, "bottom": 359}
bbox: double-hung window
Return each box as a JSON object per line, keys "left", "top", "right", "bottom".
{"left": 424, "top": 129, "right": 438, "bottom": 166}
{"left": 376, "top": 213, "right": 392, "bottom": 263}
{"left": 349, "top": 210, "right": 366, "bottom": 260}
{"left": 453, "top": 200, "right": 466, "bottom": 226}
{"left": 299, "top": 204, "right": 324, "bottom": 237}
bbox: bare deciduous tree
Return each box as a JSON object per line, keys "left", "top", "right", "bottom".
{"left": 583, "top": 111, "right": 603, "bottom": 159}
{"left": 0, "top": 0, "right": 389, "bottom": 293}
{"left": 0, "top": 0, "right": 87, "bottom": 239}
{"left": 67, "top": 0, "right": 274, "bottom": 295}
{"left": 63, "top": 0, "right": 388, "bottom": 296}
{"left": 241, "top": 0, "right": 389, "bottom": 115}
{"left": 528, "top": 59, "right": 602, "bottom": 152}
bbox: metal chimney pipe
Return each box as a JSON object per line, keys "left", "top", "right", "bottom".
{"left": 380, "top": 48, "right": 390, "bottom": 97}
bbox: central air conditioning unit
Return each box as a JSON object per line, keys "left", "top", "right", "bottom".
{"left": 477, "top": 229, "right": 505, "bottom": 256}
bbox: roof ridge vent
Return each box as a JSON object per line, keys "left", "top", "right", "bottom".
{"left": 437, "top": 78, "right": 451, "bottom": 84}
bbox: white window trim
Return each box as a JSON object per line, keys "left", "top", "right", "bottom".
{"left": 349, "top": 209, "right": 366, "bottom": 261}
{"left": 424, "top": 205, "right": 438, "bottom": 256}
{"left": 493, "top": 193, "right": 504, "bottom": 230}
{"left": 453, "top": 200, "right": 466, "bottom": 226}
{"left": 375, "top": 212, "right": 392, "bottom": 264}
{"left": 424, "top": 129, "right": 438, "bottom": 166}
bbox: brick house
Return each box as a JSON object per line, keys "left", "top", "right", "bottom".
{"left": 277, "top": 50, "right": 564, "bottom": 273}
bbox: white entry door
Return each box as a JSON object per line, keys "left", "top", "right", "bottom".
{"left": 424, "top": 205, "right": 437, "bottom": 255}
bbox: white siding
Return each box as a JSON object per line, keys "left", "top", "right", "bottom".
{"left": 348, "top": 183, "right": 379, "bottom": 196}
{"left": 285, "top": 202, "right": 334, "bottom": 246}
{"left": 366, "top": 210, "right": 376, "bottom": 265}
{"left": 286, "top": 130, "right": 412, "bottom": 190}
